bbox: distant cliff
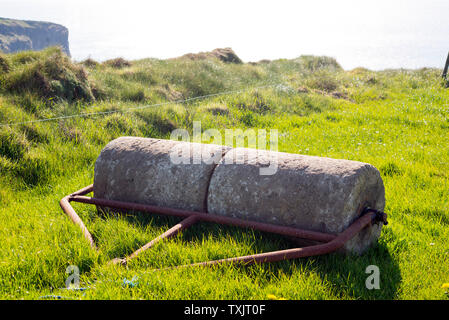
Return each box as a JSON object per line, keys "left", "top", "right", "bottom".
{"left": 0, "top": 17, "right": 70, "bottom": 56}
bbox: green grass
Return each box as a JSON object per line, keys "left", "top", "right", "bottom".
{"left": 0, "top": 48, "right": 448, "bottom": 300}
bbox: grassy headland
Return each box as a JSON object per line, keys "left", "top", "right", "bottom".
{"left": 0, "top": 47, "right": 448, "bottom": 299}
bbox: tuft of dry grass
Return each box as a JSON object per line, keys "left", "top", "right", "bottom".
{"left": 103, "top": 57, "right": 131, "bottom": 69}
{"left": 80, "top": 58, "right": 99, "bottom": 68}
{"left": 178, "top": 47, "right": 243, "bottom": 64}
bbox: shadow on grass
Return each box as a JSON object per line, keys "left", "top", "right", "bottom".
{"left": 307, "top": 243, "right": 400, "bottom": 299}
{"left": 92, "top": 209, "right": 184, "bottom": 260}
{"left": 95, "top": 209, "right": 401, "bottom": 299}
{"left": 248, "top": 240, "right": 400, "bottom": 300}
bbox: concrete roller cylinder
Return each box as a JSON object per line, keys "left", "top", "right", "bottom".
{"left": 94, "top": 137, "right": 230, "bottom": 212}
{"left": 94, "top": 137, "right": 385, "bottom": 254}
{"left": 207, "top": 148, "right": 385, "bottom": 254}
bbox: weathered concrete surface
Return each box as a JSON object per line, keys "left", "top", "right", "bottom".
{"left": 94, "top": 138, "right": 385, "bottom": 254}
{"left": 207, "top": 148, "right": 385, "bottom": 254}
{"left": 94, "top": 137, "right": 230, "bottom": 212}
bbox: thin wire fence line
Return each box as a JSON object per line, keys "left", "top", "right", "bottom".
{"left": 0, "top": 82, "right": 283, "bottom": 128}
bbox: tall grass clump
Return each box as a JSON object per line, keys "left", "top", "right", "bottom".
{"left": 0, "top": 128, "right": 29, "bottom": 160}
{"left": 120, "top": 86, "right": 146, "bottom": 102}
{"left": 305, "top": 71, "right": 340, "bottom": 93}
{"left": 0, "top": 52, "right": 10, "bottom": 74}
{"left": 103, "top": 57, "right": 131, "bottom": 69}
{"left": 180, "top": 47, "right": 243, "bottom": 64}
{"left": 296, "top": 55, "right": 343, "bottom": 72}
{"left": 80, "top": 58, "right": 99, "bottom": 68}
{"left": 3, "top": 47, "right": 95, "bottom": 102}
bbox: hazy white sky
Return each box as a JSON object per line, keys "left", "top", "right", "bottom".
{"left": 1, "top": 0, "right": 448, "bottom": 69}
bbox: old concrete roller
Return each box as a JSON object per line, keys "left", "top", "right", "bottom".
{"left": 94, "top": 137, "right": 385, "bottom": 254}
{"left": 93, "top": 137, "right": 230, "bottom": 212}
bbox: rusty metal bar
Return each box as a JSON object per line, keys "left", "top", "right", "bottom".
{"left": 60, "top": 185, "right": 386, "bottom": 268}
{"left": 70, "top": 184, "right": 94, "bottom": 196}
{"left": 60, "top": 194, "right": 96, "bottom": 249}
{"left": 71, "top": 194, "right": 337, "bottom": 243}
{"left": 177, "top": 211, "right": 376, "bottom": 268}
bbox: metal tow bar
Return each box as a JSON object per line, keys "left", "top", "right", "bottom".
{"left": 60, "top": 185, "right": 388, "bottom": 268}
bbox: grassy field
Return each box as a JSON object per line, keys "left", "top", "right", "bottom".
{"left": 0, "top": 47, "right": 448, "bottom": 300}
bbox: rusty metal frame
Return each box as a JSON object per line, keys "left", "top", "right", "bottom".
{"left": 60, "top": 184, "right": 387, "bottom": 268}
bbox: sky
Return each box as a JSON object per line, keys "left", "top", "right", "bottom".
{"left": 1, "top": 0, "right": 448, "bottom": 70}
